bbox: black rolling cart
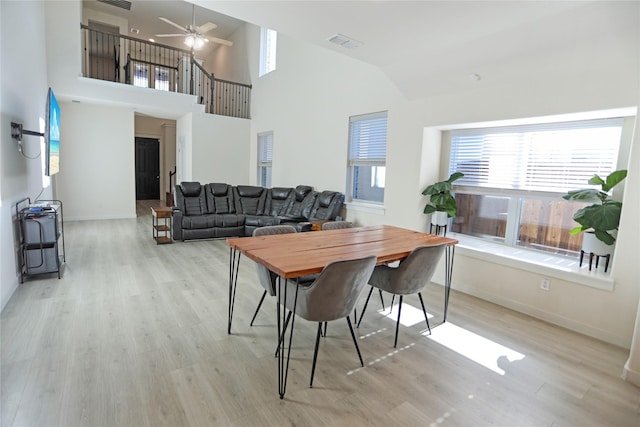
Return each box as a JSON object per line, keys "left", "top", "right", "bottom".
{"left": 16, "top": 198, "right": 66, "bottom": 283}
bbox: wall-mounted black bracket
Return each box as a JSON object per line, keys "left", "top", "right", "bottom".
{"left": 11, "top": 122, "right": 44, "bottom": 142}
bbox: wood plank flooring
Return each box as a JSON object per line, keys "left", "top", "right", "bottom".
{"left": 2, "top": 200, "right": 639, "bottom": 426}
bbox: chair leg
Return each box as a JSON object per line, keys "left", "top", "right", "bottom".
{"left": 249, "top": 290, "right": 268, "bottom": 326}
{"left": 310, "top": 322, "right": 323, "bottom": 388}
{"left": 394, "top": 296, "right": 403, "bottom": 348}
{"left": 275, "top": 310, "right": 293, "bottom": 357}
{"left": 357, "top": 286, "right": 375, "bottom": 328}
{"left": 378, "top": 289, "right": 385, "bottom": 310}
{"left": 322, "top": 321, "right": 328, "bottom": 337}
{"left": 418, "top": 292, "right": 431, "bottom": 335}
{"left": 346, "top": 316, "right": 364, "bottom": 367}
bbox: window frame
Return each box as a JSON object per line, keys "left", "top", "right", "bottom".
{"left": 347, "top": 111, "right": 388, "bottom": 205}
{"left": 445, "top": 116, "right": 628, "bottom": 258}
{"left": 257, "top": 131, "right": 273, "bottom": 188}
{"left": 259, "top": 27, "right": 277, "bottom": 77}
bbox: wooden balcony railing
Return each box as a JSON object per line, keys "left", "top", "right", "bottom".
{"left": 80, "top": 24, "right": 251, "bottom": 119}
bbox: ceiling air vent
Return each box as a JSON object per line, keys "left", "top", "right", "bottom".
{"left": 327, "top": 33, "right": 363, "bottom": 49}
{"left": 97, "top": 0, "right": 132, "bottom": 11}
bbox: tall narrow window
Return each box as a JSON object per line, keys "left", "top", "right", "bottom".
{"left": 348, "top": 112, "right": 388, "bottom": 203}
{"left": 259, "top": 28, "right": 277, "bottom": 77}
{"left": 448, "top": 117, "right": 624, "bottom": 256}
{"left": 258, "top": 131, "right": 273, "bottom": 187}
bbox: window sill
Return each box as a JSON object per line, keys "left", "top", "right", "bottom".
{"left": 345, "top": 201, "right": 385, "bottom": 215}
{"left": 449, "top": 233, "right": 615, "bottom": 291}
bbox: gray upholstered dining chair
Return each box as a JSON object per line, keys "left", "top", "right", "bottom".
{"left": 250, "top": 225, "right": 298, "bottom": 326}
{"left": 356, "top": 243, "right": 445, "bottom": 348}
{"left": 321, "top": 220, "right": 354, "bottom": 230}
{"left": 281, "top": 255, "right": 377, "bottom": 387}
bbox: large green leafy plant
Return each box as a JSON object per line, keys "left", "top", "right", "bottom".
{"left": 422, "top": 172, "right": 464, "bottom": 218}
{"left": 563, "top": 169, "right": 627, "bottom": 245}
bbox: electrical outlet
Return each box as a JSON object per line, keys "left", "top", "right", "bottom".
{"left": 540, "top": 278, "right": 550, "bottom": 291}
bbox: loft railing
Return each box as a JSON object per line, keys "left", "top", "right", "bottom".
{"left": 80, "top": 24, "right": 251, "bottom": 119}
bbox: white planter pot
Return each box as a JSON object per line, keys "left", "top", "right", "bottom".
{"left": 581, "top": 232, "right": 615, "bottom": 256}
{"left": 430, "top": 211, "right": 449, "bottom": 227}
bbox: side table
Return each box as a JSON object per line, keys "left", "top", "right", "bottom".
{"left": 151, "top": 207, "right": 173, "bottom": 244}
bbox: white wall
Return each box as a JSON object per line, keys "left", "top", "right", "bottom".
{"left": 203, "top": 23, "right": 251, "bottom": 84}
{"left": 191, "top": 113, "right": 251, "bottom": 184}
{"left": 54, "top": 102, "right": 136, "bottom": 220}
{"left": 244, "top": 20, "right": 640, "bottom": 349}
{"left": 0, "top": 0, "right": 52, "bottom": 309}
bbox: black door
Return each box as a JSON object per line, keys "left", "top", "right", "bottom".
{"left": 135, "top": 137, "right": 160, "bottom": 200}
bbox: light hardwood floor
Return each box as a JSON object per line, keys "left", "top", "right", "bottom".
{"left": 2, "top": 200, "right": 639, "bottom": 426}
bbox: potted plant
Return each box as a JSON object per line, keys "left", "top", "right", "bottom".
{"left": 422, "top": 172, "right": 464, "bottom": 227}
{"left": 563, "top": 169, "right": 627, "bottom": 257}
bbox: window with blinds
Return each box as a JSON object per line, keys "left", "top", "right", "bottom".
{"left": 259, "top": 28, "right": 277, "bottom": 77}
{"left": 258, "top": 131, "right": 273, "bottom": 187}
{"left": 348, "top": 111, "right": 388, "bottom": 203}
{"left": 449, "top": 118, "right": 623, "bottom": 194}
{"left": 447, "top": 117, "right": 625, "bottom": 257}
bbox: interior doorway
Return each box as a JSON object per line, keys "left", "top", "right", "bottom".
{"left": 135, "top": 137, "right": 160, "bottom": 200}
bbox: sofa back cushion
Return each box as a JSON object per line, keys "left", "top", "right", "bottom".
{"left": 266, "top": 187, "right": 294, "bottom": 216}
{"left": 310, "top": 191, "right": 345, "bottom": 220}
{"left": 175, "top": 182, "right": 207, "bottom": 216}
{"left": 283, "top": 186, "right": 317, "bottom": 219}
{"left": 204, "top": 183, "right": 235, "bottom": 214}
{"left": 233, "top": 185, "right": 267, "bottom": 215}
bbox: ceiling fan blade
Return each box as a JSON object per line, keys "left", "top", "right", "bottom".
{"left": 196, "top": 22, "right": 217, "bottom": 34}
{"left": 155, "top": 34, "right": 185, "bottom": 38}
{"left": 158, "top": 17, "right": 188, "bottom": 33}
{"left": 205, "top": 36, "right": 233, "bottom": 47}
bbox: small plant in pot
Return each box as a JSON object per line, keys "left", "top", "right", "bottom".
{"left": 563, "top": 169, "right": 627, "bottom": 259}
{"left": 422, "top": 172, "right": 464, "bottom": 228}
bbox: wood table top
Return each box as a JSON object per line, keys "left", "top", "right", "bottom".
{"left": 227, "top": 225, "right": 457, "bottom": 278}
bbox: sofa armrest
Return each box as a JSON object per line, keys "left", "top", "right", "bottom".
{"left": 172, "top": 207, "right": 184, "bottom": 241}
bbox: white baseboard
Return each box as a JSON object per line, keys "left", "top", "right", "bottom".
{"left": 623, "top": 361, "right": 640, "bottom": 387}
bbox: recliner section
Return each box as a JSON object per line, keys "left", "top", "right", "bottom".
{"left": 172, "top": 182, "right": 345, "bottom": 241}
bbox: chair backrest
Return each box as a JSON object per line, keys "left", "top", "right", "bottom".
{"left": 385, "top": 244, "right": 446, "bottom": 295}
{"left": 321, "top": 221, "right": 353, "bottom": 230}
{"left": 291, "top": 255, "right": 377, "bottom": 322}
{"left": 253, "top": 225, "right": 298, "bottom": 295}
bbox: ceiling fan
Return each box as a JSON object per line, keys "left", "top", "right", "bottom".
{"left": 155, "top": 4, "right": 233, "bottom": 49}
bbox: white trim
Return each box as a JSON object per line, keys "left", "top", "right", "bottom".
{"left": 623, "top": 362, "right": 640, "bottom": 387}
{"left": 448, "top": 233, "right": 615, "bottom": 291}
{"left": 345, "top": 201, "right": 385, "bottom": 215}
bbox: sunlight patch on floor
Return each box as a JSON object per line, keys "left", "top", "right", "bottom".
{"left": 425, "top": 322, "right": 525, "bottom": 375}
{"left": 380, "top": 303, "right": 433, "bottom": 327}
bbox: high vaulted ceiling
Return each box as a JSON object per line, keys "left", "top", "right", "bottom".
{"left": 197, "top": 0, "right": 639, "bottom": 100}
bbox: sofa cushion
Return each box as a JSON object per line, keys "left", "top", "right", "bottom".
{"left": 234, "top": 185, "right": 267, "bottom": 215}
{"left": 310, "top": 191, "right": 345, "bottom": 220}
{"left": 283, "top": 186, "right": 317, "bottom": 219}
{"left": 204, "top": 183, "right": 234, "bottom": 214}
{"left": 266, "top": 187, "right": 294, "bottom": 216}
{"left": 180, "top": 182, "right": 202, "bottom": 197}
{"left": 244, "top": 215, "right": 280, "bottom": 227}
{"left": 175, "top": 182, "right": 207, "bottom": 216}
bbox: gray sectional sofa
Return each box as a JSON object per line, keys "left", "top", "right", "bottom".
{"left": 172, "top": 182, "right": 345, "bottom": 241}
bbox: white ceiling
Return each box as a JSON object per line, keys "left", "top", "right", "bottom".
{"left": 82, "top": 0, "right": 244, "bottom": 58}
{"left": 196, "top": 0, "right": 639, "bottom": 99}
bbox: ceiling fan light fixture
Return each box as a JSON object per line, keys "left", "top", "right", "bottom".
{"left": 185, "top": 35, "right": 205, "bottom": 49}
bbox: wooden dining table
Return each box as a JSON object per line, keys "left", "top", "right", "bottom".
{"left": 226, "top": 224, "right": 458, "bottom": 399}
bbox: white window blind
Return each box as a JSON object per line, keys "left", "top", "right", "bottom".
{"left": 449, "top": 118, "right": 623, "bottom": 194}
{"left": 349, "top": 112, "right": 388, "bottom": 164}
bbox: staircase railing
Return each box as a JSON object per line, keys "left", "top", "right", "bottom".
{"left": 80, "top": 24, "right": 251, "bottom": 119}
